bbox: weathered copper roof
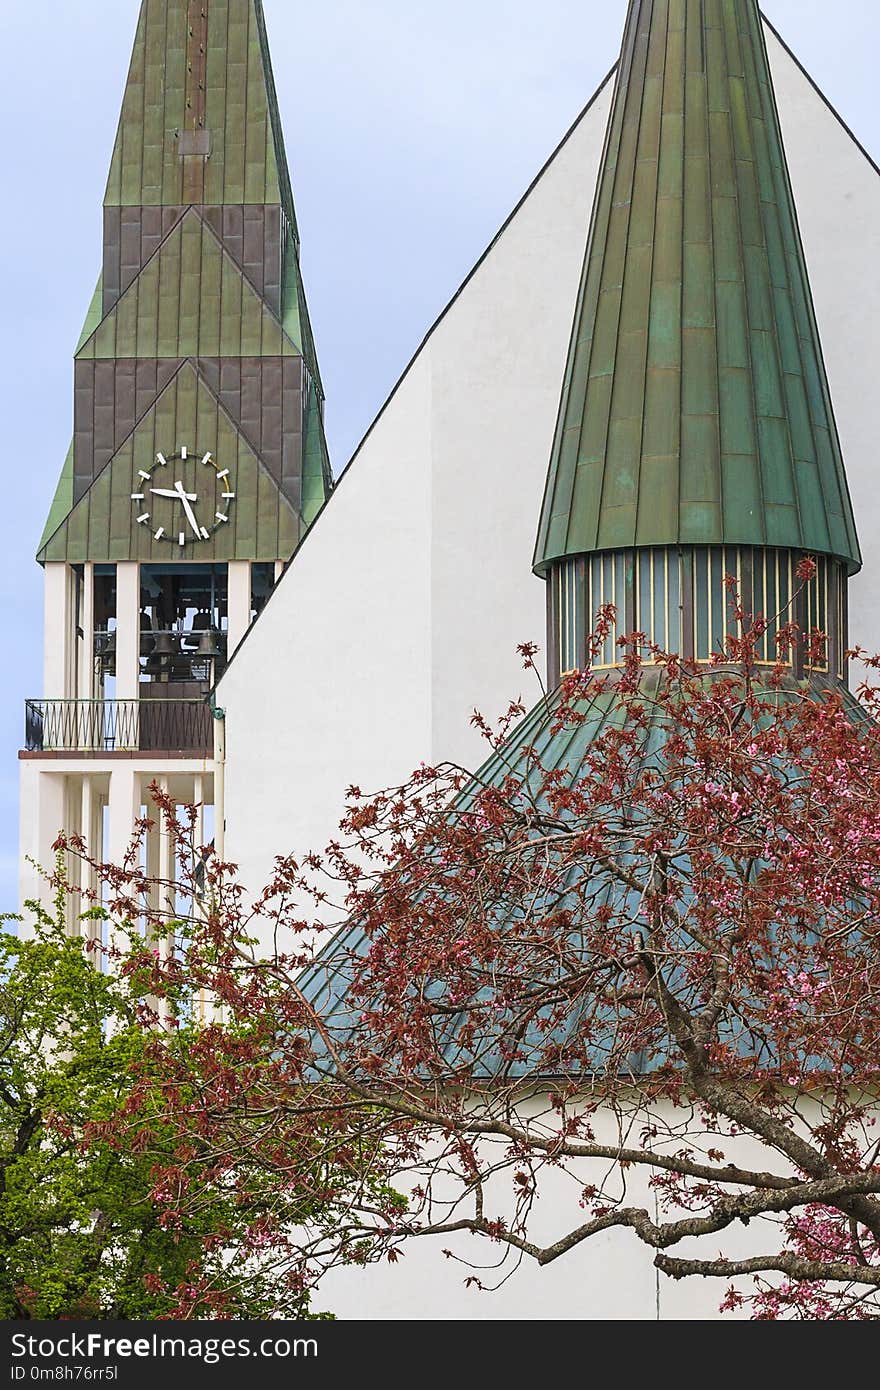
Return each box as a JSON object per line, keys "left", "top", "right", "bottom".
{"left": 535, "top": 0, "right": 860, "bottom": 575}
{"left": 301, "top": 669, "right": 866, "bottom": 1077}
{"left": 39, "top": 0, "right": 331, "bottom": 563}
{"left": 104, "top": 0, "right": 297, "bottom": 229}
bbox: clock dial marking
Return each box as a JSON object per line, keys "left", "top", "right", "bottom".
{"left": 202, "top": 453, "right": 213, "bottom": 466}
{"left": 138, "top": 470, "right": 151, "bottom": 481}
{"left": 156, "top": 452, "right": 168, "bottom": 467}
{"left": 154, "top": 527, "right": 165, "bottom": 540}
{"left": 137, "top": 513, "right": 150, "bottom": 525}
{"left": 130, "top": 492, "right": 145, "bottom": 501}
{"left": 180, "top": 446, "right": 188, "bottom": 460}
{"left": 178, "top": 532, "right": 186, "bottom": 547}
{"left": 216, "top": 512, "right": 229, "bottom": 523}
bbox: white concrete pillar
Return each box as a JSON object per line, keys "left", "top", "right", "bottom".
{"left": 106, "top": 765, "right": 140, "bottom": 870}
{"left": 138, "top": 803, "right": 169, "bottom": 1023}
{"left": 18, "top": 762, "right": 41, "bottom": 916}
{"left": 18, "top": 765, "right": 66, "bottom": 924}
{"left": 158, "top": 777, "right": 174, "bottom": 921}
{"left": 78, "top": 562, "right": 95, "bottom": 703}
{"left": 67, "top": 569, "right": 79, "bottom": 700}
{"left": 193, "top": 773, "right": 205, "bottom": 849}
{"left": 190, "top": 772, "right": 210, "bottom": 1025}
{"left": 155, "top": 780, "right": 178, "bottom": 1011}
{"left": 115, "top": 563, "right": 141, "bottom": 705}
{"left": 80, "top": 775, "right": 95, "bottom": 912}
{"left": 43, "top": 564, "right": 73, "bottom": 701}
{"left": 78, "top": 775, "right": 105, "bottom": 946}
{"left": 227, "top": 561, "right": 252, "bottom": 656}
{"left": 91, "top": 783, "right": 107, "bottom": 946}
{"left": 145, "top": 814, "right": 161, "bottom": 933}
{"left": 62, "top": 779, "right": 84, "bottom": 935}
{"left": 105, "top": 765, "right": 141, "bottom": 956}
{"left": 50, "top": 773, "right": 73, "bottom": 896}
{"left": 145, "top": 815, "right": 160, "bottom": 882}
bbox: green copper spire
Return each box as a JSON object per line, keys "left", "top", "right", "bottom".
{"left": 39, "top": 0, "right": 331, "bottom": 564}
{"left": 105, "top": 0, "right": 295, "bottom": 225}
{"left": 535, "top": 0, "right": 860, "bottom": 575}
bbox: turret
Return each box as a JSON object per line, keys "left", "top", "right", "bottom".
{"left": 536, "top": 0, "right": 859, "bottom": 681}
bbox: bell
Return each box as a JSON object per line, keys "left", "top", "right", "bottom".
{"left": 197, "top": 626, "right": 222, "bottom": 658}
{"left": 153, "top": 631, "right": 175, "bottom": 657}
{"left": 101, "top": 631, "right": 116, "bottom": 677}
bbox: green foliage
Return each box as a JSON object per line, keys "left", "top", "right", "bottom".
{"left": 0, "top": 877, "right": 322, "bottom": 1320}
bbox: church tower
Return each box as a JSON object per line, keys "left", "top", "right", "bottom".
{"left": 536, "top": 0, "right": 860, "bottom": 683}
{"left": 20, "top": 0, "right": 332, "bottom": 919}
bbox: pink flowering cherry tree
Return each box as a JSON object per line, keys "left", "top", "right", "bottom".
{"left": 72, "top": 564, "right": 880, "bottom": 1319}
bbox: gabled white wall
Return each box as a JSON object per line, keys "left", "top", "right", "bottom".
{"left": 426, "top": 119, "right": 611, "bottom": 757}
{"left": 220, "top": 348, "right": 435, "bottom": 885}
{"left": 219, "top": 79, "right": 615, "bottom": 892}
{"left": 766, "top": 25, "right": 880, "bottom": 662}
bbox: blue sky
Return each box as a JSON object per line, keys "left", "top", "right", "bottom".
{"left": 0, "top": 0, "right": 877, "bottom": 909}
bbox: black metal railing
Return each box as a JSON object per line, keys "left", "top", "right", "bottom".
{"left": 24, "top": 700, "right": 214, "bottom": 754}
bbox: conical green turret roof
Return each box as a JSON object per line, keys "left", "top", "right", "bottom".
{"left": 535, "top": 0, "right": 860, "bottom": 575}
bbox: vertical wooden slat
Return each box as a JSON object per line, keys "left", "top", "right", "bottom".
{"left": 680, "top": 547, "right": 695, "bottom": 660}
{"left": 546, "top": 574, "right": 559, "bottom": 688}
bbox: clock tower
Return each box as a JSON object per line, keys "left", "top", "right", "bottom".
{"left": 20, "top": 0, "right": 333, "bottom": 922}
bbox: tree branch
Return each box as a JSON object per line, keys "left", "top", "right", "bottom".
{"left": 655, "top": 1252, "right": 880, "bottom": 1288}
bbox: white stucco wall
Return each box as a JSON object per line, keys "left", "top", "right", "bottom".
{"left": 766, "top": 26, "right": 880, "bottom": 663}
{"left": 314, "top": 1094, "right": 809, "bottom": 1322}
{"left": 218, "top": 349, "right": 435, "bottom": 887}
{"left": 219, "top": 78, "right": 615, "bottom": 893}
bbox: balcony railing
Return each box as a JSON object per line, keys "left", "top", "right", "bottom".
{"left": 24, "top": 700, "right": 214, "bottom": 755}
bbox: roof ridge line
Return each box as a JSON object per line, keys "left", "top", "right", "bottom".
{"left": 760, "top": 10, "right": 880, "bottom": 180}
{"left": 39, "top": 357, "right": 302, "bottom": 561}
{"left": 216, "top": 66, "right": 619, "bottom": 690}
{"left": 77, "top": 208, "right": 302, "bottom": 361}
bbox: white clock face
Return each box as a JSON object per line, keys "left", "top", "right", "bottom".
{"left": 131, "top": 447, "right": 236, "bottom": 547}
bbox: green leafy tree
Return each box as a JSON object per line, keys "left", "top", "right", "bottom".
{"left": 0, "top": 873, "right": 347, "bottom": 1320}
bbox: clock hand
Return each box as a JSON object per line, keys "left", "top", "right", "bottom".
{"left": 174, "top": 480, "right": 203, "bottom": 539}
{"left": 150, "top": 486, "right": 197, "bottom": 500}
